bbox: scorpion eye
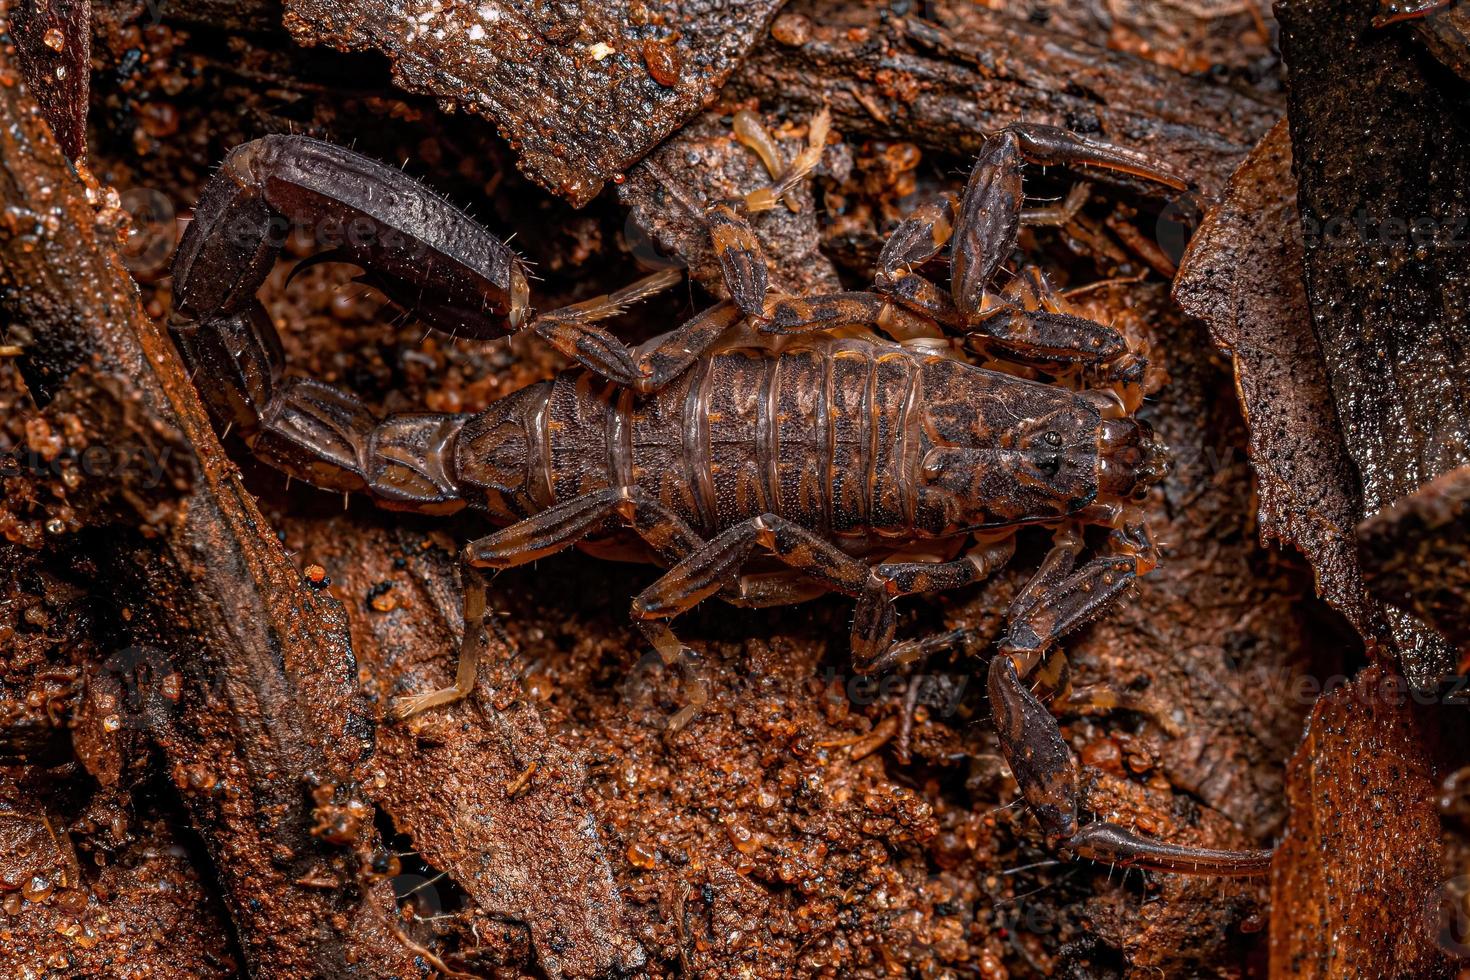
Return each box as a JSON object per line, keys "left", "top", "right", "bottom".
{"left": 1036, "top": 454, "right": 1061, "bottom": 476}
{"left": 1043, "top": 430, "right": 1062, "bottom": 447}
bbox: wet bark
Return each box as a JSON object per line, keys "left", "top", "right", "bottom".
{"left": 0, "top": 9, "right": 421, "bottom": 975}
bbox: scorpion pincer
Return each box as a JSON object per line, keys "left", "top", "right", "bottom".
{"left": 168, "top": 112, "right": 1271, "bottom": 878}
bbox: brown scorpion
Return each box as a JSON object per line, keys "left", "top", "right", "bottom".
{"left": 168, "top": 113, "right": 1271, "bottom": 878}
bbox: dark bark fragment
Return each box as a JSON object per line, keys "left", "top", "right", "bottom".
{"left": 160, "top": 0, "right": 283, "bottom": 32}
{"left": 0, "top": 12, "right": 423, "bottom": 975}
{"left": 733, "top": 0, "right": 1281, "bottom": 198}
{"left": 285, "top": 516, "right": 647, "bottom": 980}
{"left": 1359, "top": 464, "right": 1470, "bottom": 655}
{"left": 279, "top": 0, "right": 785, "bottom": 206}
{"left": 1415, "top": 2, "right": 1470, "bottom": 81}
{"left": 1277, "top": 0, "right": 1470, "bottom": 687}
{"left": 1270, "top": 666, "right": 1453, "bottom": 978}
{"left": 1174, "top": 120, "right": 1391, "bottom": 646}
{"left": 10, "top": 0, "right": 88, "bottom": 160}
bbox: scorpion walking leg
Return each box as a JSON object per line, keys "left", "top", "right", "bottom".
{"left": 850, "top": 538, "right": 1017, "bottom": 673}
{"left": 990, "top": 522, "right": 1272, "bottom": 876}
{"left": 464, "top": 488, "right": 704, "bottom": 570}
{"left": 528, "top": 207, "right": 773, "bottom": 391}
{"left": 853, "top": 527, "right": 1084, "bottom": 670}
{"left": 393, "top": 489, "right": 707, "bottom": 719}
{"left": 391, "top": 562, "right": 492, "bottom": 720}
{"left": 631, "top": 514, "right": 876, "bottom": 728}
{"left": 872, "top": 197, "right": 969, "bottom": 329}
{"left": 563, "top": 120, "right": 827, "bottom": 385}
{"left": 631, "top": 514, "right": 873, "bottom": 623}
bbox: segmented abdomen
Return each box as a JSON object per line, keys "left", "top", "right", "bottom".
{"left": 457, "top": 341, "right": 919, "bottom": 545}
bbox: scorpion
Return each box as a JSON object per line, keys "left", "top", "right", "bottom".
{"left": 168, "top": 111, "right": 1272, "bottom": 878}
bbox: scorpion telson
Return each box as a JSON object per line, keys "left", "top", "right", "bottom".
{"left": 169, "top": 114, "right": 1272, "bottom": 878}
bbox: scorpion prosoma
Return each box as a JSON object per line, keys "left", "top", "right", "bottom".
{"left": 169, "top": 113, "right": 1272, "bottom": 877}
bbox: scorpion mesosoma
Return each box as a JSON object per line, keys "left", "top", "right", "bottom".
{"left": 168, "top": 113, "right": 1271, "bottom": 878}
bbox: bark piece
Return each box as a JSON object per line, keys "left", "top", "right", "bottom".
{"left": 1174, "top": 120, "right": 1390, "bottom": 646}
{"left": 280, "top": 0, "right": 784, "bottom": 206}
{"left": 734, "top": 0, "right": 1281, "bottom": 197}
{"left": 974, "top": 0, "right": 1279, "bottom": 76}
{"left": 1270, "top": 666, "right": 1452, "bottom": 978}
{"left": 1359, "top": 464, "right": 1470, "bottom": 655}
{"left": 10, "top": 0, "right": 87, "bottom": 161}
{"left": 286, "top": 516, "right": 646, "bottom": 979}
{"left": 0, "top": 13, "right": 422, "bottom": 975}
{"left": 1416, "top": 2, "right": 1470, "bottom": 81}
{"left": 1278, "top": 0, "right": 1470, "bottom": 687}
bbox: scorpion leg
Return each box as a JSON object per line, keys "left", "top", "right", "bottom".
{"left": 710, "top": 108, "right": 831, "bottom": 317}
{"left": 761, "top": 290, "right": 953, "bottom": 347}
{"left": 630, "top": 514, "right": 877, "bottom": 728}
{"left": 391, "top": 561, "right": 492, "bottom": 720}
{"left": 873, "top": 197, "right": 969, "bottom": 329}
{"left": 705, "top": 204, "right": 771, "bottom": 320}
{"left": 962, "top": 307, "right": 1130, "bottom": 370}
{"left": 850, "top": 538, "right": 1017, "bottom": 673}
{"left": 392, "top": 488, "right": 707, "bottom": 719}
{"left": 631, "top": 514, "right": 873, "bottom": 622}
{"left": 534, "top": 295, "right": 746, "bottom": 395}
{"left": 464, "top": 487, "right": 704, "bottom": 570}
{"left": 529, "top": 196, "right": 783, "bottom": 388}
{"left": 863, "top": 527, "right": 1084, "bottom": 669}
{"left": 762, "top": 292, "right": 900, "bottom": 336}
{"left": 630, "top": 302, "right": 746, "bottom": 393}
{"left": 990, "top": 522, "right": 1272, "bottom": 875}
{"left": 700, "top": 107, "right": 832, "bottom": 319}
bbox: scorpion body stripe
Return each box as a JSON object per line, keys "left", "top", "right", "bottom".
{"left": 606, "top": 383, "right": 634, "bottom": 491}
{"left": 826, "top": 348, "right": 870, "bottom": 537}
{"left": 686, "top": 357, "right": 717, "bottom": 535}
{"left": 760, "top": 351, "right": 782, "bottom": 528}
{"left": 820, "top": 346, "right": 835, "bottom": 536}
{"left": 899, "top": 364, "right": 922, "bottom": 529}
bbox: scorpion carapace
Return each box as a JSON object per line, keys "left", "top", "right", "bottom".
{"left": 168, "top": 113, "right": 1271, "bottom": 879}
